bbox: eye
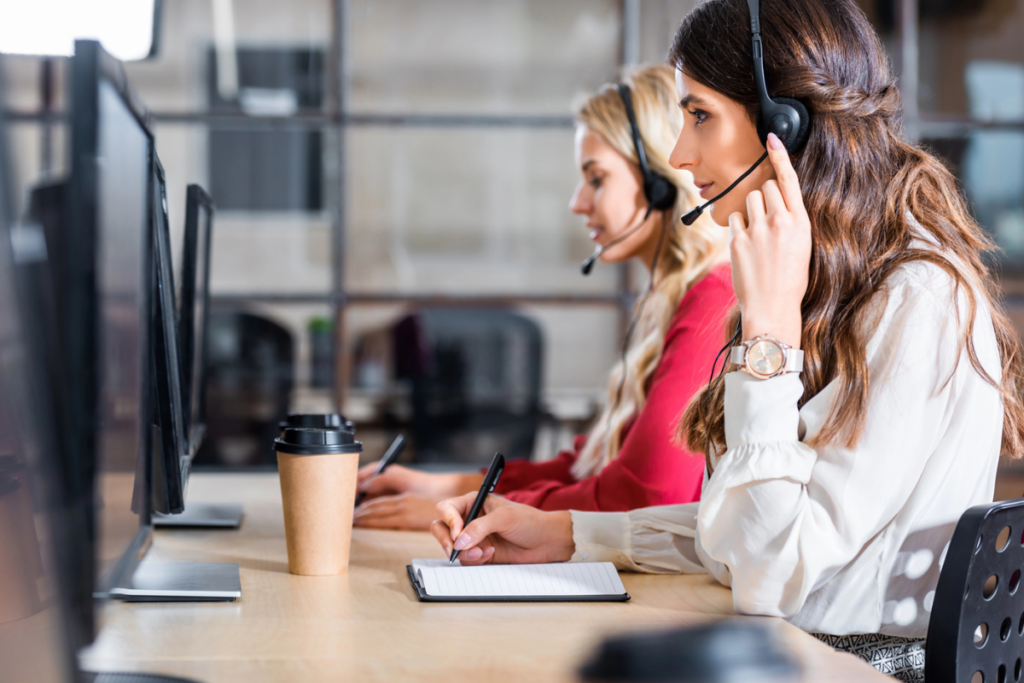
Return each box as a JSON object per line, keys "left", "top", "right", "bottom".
{"left": 588, "top": 175, "right": 603, "bottom": 189}
{"left": 686, "top": 108, "right": 709, "bottom": 126}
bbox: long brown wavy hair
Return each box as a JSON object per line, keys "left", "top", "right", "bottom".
{"left": 676, "top": 0, "right": 1024, "bottom": 460}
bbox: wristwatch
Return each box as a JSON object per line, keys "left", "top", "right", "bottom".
{"left": 729, "top": 335, "right": 804, "bottom": 379}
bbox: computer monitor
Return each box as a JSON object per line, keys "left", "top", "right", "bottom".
{"left": 0, "top": 55, "right": 80, "bottom": 683}
{"left": 65, "top": 38, "right": 153, "bottom": 604}
{"left": 151, "top": 154, "right": 189, "bottom": 515}
{"left": 154, "top": 182, "right": 243, "bottom": 530}
{"left": 180, "top": 184, "right": 213, "bottom": 455}
{"left": 66, "top": 41, "right": 239, "bottom": 605}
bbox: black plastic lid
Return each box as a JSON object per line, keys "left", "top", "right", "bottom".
{"left": 280, "top": 413, "right": 355, "bottom": 432}
{"left": 275, "top": 427, "right": 362, "bottom": 455}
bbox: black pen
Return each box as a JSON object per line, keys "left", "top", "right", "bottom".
{"left": 449, "top": 452, "right": 505, "bottom": 564}
{"left": 354, "top": 434, "right": 408, "bottom": 507}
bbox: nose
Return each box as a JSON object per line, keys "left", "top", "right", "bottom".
{"left": 569, "top": 181, "right": 591, "bottom": 216}
{"left": 669, "top": 124, "right": 698, "bottom": 172}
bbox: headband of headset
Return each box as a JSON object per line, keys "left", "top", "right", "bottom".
{"left": 747, "top": 0, "right": 810, "bottom": 153}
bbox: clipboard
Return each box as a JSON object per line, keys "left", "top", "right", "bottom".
{"left": 406, "top": 565, "right": 631, "bottom": 603}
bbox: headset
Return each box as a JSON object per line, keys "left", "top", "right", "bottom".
{"left": 580, "top": 84, "right": 678, "bottom": 276}
{"left": 698, "top": 0, "right": 812, "bottom": 430}
{"left": 680, "top": 0, "right": 811, "bottom": 226}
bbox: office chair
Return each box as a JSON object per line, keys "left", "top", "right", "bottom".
{"left": 194, "top": 309, "right": 295, "bottom": 467}
{"left": 926, "top": 498, "right": 1024, "bottom": 683}
{"left": 396, "top": 309, "right": 544, "bottom": 465}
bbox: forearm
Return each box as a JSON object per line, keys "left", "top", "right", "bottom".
{"left": 569, "top": 505, "right": 706, "bottom": 574}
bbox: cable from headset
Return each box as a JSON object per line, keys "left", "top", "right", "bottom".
{"left": 708, "top": 316, "right": 742, "bottom": 388}
{"left": 605, "top": 211, "right": 670, "bottom": 437}
{"left": 698, "top": 315, "right": 742, "bottom": 481}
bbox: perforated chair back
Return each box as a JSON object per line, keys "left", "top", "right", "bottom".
{"left": 926, "top": 498, "right": 1024, "bottom": 683}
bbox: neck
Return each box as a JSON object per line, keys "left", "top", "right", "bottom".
{"left": 636, "top": 213, "right": 663, "bottom": 273}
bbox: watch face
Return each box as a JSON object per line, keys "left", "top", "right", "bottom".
{"left": 747, "top": 339, "right": 784, "bottom": 377}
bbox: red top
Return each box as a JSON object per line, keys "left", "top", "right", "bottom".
{"left": 494, "top": 262, "right": 735, "bottom": 512}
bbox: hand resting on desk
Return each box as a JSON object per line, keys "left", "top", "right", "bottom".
{"left": 354, "top": 493, "right": 440, "bottom": 530}
{"left": 430, "top": 493, "right": 575, "bottom": 565}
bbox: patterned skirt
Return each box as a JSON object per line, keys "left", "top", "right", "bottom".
{"left": 812, "top": 633, "right": 926, "bottom": 682}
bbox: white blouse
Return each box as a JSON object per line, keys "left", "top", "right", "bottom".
{"left": 569, "top": 258, "right": 1003, "bottom": 638}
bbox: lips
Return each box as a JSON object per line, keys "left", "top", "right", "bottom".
{"left": 694, "top": 181, "right": 713, "bottom": 199}
{"left": 588, "top": 226, "right": 603, "bottom": 242}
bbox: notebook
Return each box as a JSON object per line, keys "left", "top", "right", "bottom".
{"left": 406, "top": 559, "right": 630, "bottom": 603}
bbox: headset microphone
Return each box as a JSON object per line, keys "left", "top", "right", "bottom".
{"left": 580, "top": 206, "right": 654, "bottom": 275}
{"left": 580, "top": 249, "right": 601, "bottom": 276}
{"left": 681, "top": 0, "right": 811, "bottom": 229}
{"left": 680, "top": 152, "right": 768, "bottom": 226}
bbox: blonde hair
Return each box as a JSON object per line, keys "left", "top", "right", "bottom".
{"left": 572, "top": 64, "right": 728, "bottom": 480}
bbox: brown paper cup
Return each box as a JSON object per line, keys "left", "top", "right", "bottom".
{"left": 277, "top": 449, "right": 359, "bottom": 575}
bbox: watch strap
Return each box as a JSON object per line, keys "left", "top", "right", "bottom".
{"left": 729, "top": 345, "right": 746, "bottom": 365}
{"left": 783, "top": 348, "right": 804, "bottom": 373}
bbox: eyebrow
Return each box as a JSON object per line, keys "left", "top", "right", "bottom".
{"left": 581, "top": 160, "right": 596, "bottom": 172}
{"left": 679, "top": 94, "right": 710, "bottom": 108}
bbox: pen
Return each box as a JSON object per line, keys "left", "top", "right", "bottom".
{"left": 449, "top": 452, "right": 505, "bottom": 564}
{"left": 354, "top": 434, "right": 408, "bottom": 507}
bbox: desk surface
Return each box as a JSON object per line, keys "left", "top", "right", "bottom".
{"left": 80, "top": 473, "right": 887, "bottom": 683}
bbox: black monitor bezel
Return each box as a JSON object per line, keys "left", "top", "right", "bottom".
{"left": 180, "top": 183, "right": 213, "bottom": 455}
{"left": 151, "top": 153, "right": 189, "bottom": 515}
{"left": 66, "top": 39, "right": 154, "bottom": 603}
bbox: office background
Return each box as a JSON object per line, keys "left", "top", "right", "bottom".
{"left": 3, "top": 0, "right": 1024, "bottom": 473}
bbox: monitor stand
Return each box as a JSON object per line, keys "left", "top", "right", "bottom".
{"left": 153, "top": 503, "right": 243, "bottom": 528}
{"left": 81, "top": 671, "right": 204, "bottom": 683}
{"left": 109, "top": 561, "right": 241, "bottom": 602}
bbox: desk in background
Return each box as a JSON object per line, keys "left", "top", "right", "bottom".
{"left": 81, "top": 473, "right": 888, "bottom": 682}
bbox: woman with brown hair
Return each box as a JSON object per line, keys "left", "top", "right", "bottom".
{"left": 429, "top": 0, "right": 1024, "bottom": 677}
{"left": 352, "top": 65, "right": 734, "bottom": 530}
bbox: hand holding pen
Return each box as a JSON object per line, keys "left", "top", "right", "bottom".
{"left": 449, "top": 452, "right": 504, "bottom": 563}
{"left": 430, "top": 477, "right": 577, "bottom": 566}
{"left": 354, "top": 434, "right": 407, "bottom": 508}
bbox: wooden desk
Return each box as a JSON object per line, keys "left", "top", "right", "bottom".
{"left": 80, "top": 473, "right": 888, "bottom": 682}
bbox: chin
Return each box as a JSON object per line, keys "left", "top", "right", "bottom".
{"left": 598, "top": 245, "right": 629, "bottom": 264}
{"left": 710, "top": 204, "right": 738, "bottom": 227}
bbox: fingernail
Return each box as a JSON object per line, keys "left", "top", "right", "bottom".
{"left": 454, "top": 533, "right": 471, "bottom": 550}
{"left": 466, "top": 547, "right": 483, "bottom": 560}
{"left": 444, "top": 545, "right": 452, "bottom": 555}
{"left": 767, "top": 132, "right": 783, "bottom": 150}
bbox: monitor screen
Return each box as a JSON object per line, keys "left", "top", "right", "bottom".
{"left": 94, "top": 76, "right": 150, "bottom": 582}
{"left": 0, "top": 64, "right": 79, "bottom": 683}
{"left": 67, "top": 40, "right": 153, "bottom": 603}
{"left": 151, "top": 155, "right": 188, "bottom": 514}
{"left": 181, "top": 185, "right": 213, "bottom": 454}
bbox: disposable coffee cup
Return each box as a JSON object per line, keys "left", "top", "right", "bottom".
{"left": 275, "top": 427, "right": 362, "bottom": 576}
{"left": 278, "top": 413, "right": 355, "bottom": 438}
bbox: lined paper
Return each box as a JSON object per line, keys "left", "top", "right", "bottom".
{"left": 410, "top": 559, "right": 626, "bottom": 598}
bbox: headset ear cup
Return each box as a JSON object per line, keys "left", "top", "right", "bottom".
{"left": 645, "top": 173, "right": 678, "bottom": 212}
{"left": 773, "top": 97, "right": 811, "bottom": 154}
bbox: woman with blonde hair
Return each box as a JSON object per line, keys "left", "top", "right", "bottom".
{"left": 353, "top": 64, "right": 734, "bottom": 530}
